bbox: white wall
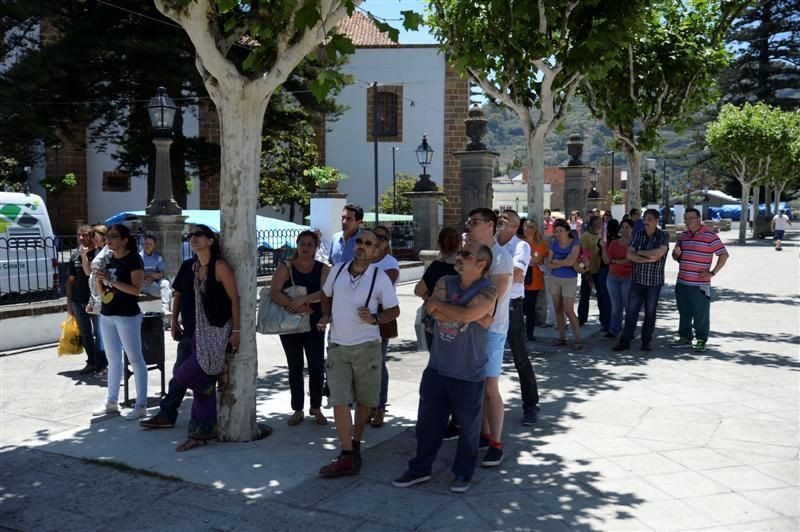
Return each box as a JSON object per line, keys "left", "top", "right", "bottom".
{"left": 326, "top": 47, "right": 445, "bottom": 212}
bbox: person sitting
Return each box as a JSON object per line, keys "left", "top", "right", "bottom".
{"left": 140, "top": 234, "right": 172, "bottom": 319}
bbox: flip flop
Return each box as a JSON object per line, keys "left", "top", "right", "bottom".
{"left": 176, "top": 438, "right": 208, "bottom": 452}
{"left": 573, "top": 342, "right": 583, "bottom": 350}
{"left": 551, "top": 339, "right": 567, "bottom": 347}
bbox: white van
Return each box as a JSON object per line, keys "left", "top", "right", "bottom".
{"left": 0, "top": 192, "right": 58, "bottom": 301}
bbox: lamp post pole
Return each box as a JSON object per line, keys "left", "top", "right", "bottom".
{"left": 607, "top": 150, "right": 615, "bottom": 195}
{"left": 372, "top": 82, "right": 379, "bottom": 225}
{"left": 662, "top": 160, "right": 668, "bottom": 228}
{"left": 391, "top": 146, "right": 398, "bottom": 214}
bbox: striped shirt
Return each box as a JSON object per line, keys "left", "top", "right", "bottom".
{"left": 676, "top": 225, "right": 727, "bottom": 287}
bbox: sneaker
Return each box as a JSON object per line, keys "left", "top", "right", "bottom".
{"left": 693, "top": 339, "right": 707, "bottom": 352}
{"left": 442, "top": 422, "right": 460, "bottom": 441}
{"left": 481, "top": 446, "right": 504, "bottom": 467}
{"left": 96, "top": 368, "right": 108, "bottom": 383}
{"left": 479, "top": 435, "right": 490, "bottom": 450}
{"left": 319, "top": 454, "right": 356, "bottom": 477}
{"left": 139, "top": 415, "right": 174, "bottom": 429}
{"left": 392, "top": 471, "right": 431, "bottom": 488}
{"left": 125, "top": 406, "right": 148, "bottom": 421}
{"left": 79, "top": 363, "right": 96, "bottom": 374}
{"left": 523, "top": 406, "right": 539, "bottom": 426}
{"left": 92, "top": 401, "right": 119, "bottom": 416}
{"left": 450, "top": 475, "right": 471, "bottom": 493}
{"left": 612, "top": 340, "right": 630, "bottom": 352}
{"left": 669, "top": 337, "right": 693, "bottom": 349}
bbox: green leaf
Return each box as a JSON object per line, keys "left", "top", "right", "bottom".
{"left": 401, "top": 10, "right": 425, "bottom": 31}
{"left": 372, "top": 19, "right": 400, "bottom": 43}
{"left": 294, "top": 4, "right": 321, "bottom": 31}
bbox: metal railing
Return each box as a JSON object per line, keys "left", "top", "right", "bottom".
{"left": 0, "top": 236, "right": 61, "bottom": 304}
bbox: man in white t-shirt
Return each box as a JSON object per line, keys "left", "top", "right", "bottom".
{"left": 497, "top": 210, "right": 540, "bottom": 428}
{"left": 317, "top": 229, "right": 400, "bottom": 477}
{"left": 771, "top": 210, "right": 792, "bottom": 251}
{"left": 465, "top": 207, "right": 512, "bottom": 467}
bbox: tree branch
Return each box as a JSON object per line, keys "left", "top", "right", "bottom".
{"left": 537, "top": 0, "right": 547, "bottom": 35}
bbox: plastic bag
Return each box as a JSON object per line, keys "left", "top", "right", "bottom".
{"left": 58, "top": 315, "right": 84, "bottom": 356}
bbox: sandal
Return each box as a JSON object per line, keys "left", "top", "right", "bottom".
{"left": 552, "top": 339, "right": 567, "bottom": 347}
{"left": 287, "top": 410, "right": 304, "bottom": 426}
{"left": 371, "top": 408, "right": 385, "bottom": 428}
{"left": 309, "top": 408, "right": 328, "bottom": 425}
{"left": 175, "top": 438, "right": 208, "bottom": 452}
{"left": 573, "top": 342, "right": 583, "bottom": 350}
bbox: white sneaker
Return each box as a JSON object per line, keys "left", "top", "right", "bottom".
{"left": 93, "top": 401, "right": 119, "bottom": 416}
{"left": 125, "top": 406, "right": 148, "bottom": 421}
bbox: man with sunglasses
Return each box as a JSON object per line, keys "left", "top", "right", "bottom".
{"left": 393, "top": 242, "right": 497, "bottom": 493}
{"left": 329, "top": 204, "right": 364, "bottom": 265}
{"left": 496, "top": 210, "right": 540, "bottom": 427}
{"left": 464, "top": 207, "right": 513, "bottom": 467}
{"left": 317, "top": 229, "right": 400, "bottom": 476}
{"left": 66, "top": 225, "right": 103, "bottom": 374}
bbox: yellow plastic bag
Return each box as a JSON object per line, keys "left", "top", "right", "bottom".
{"left": 57, "top": 315, "right": 84, "bottom": 356}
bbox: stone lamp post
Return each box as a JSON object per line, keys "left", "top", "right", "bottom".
{"left": 406, "top": 134, "right": 443, "bottom": 255}
{"left": 454, "top": 105, "right": 498, "bottom": 223}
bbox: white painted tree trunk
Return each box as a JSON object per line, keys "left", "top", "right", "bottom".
{"left": 622, "top": 147, "right": 642, "bottom": 210}
{"left": 214, "top": 90, "right": 270, "bottom": 441}
{"left": 738, "top": 181, "right": 751, "bottom": 244}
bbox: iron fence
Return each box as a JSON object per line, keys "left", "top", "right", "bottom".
{"left": 0, "top": 236, "right": 61, "bottom": 304}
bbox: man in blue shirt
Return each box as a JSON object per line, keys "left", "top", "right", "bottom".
{"left": 329, "top": 204, "right": 363, "bottom": 265}
{"left": 140, "top": 234, "right": 172, "bottom": 316}
{"left": 630, "top": 208, "right": 644, "bottom": 234}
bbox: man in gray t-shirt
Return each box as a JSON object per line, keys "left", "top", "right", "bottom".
{"left": 464, "top": 208, "right": 512, "bottom": 467}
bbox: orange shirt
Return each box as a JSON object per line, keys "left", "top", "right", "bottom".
{"left": 524, "top": 240, "right": 548, "bottom": 291}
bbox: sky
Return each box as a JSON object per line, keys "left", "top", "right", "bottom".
{"left": 358, "top": 0, "right": 437, "bottom": 44}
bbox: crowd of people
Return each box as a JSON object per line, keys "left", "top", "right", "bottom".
{"left": 64, "top": 201, "right": 732, "bottom": 493}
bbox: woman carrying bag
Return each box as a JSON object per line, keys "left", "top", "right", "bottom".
{"left": 270, "top": 230, "right": 330, "bottom": 426}
{"left": 174, "top": 225, "right": 240, "bottom": 451}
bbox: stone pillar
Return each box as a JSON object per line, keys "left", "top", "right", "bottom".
{"left": 561, "top": 134, "right": 590, "bottom": 216}
{"left": 141, "top": 214, "right": 188, "bottom": 281}
{"left": 586, "top": 197, "right": 604, "bottom": 214}
{"left": 406, "top": 191, "right": 444, "bottom": 255}
{"left": 454, "top": 106, "right": 498, "bottom": 224}
{"left": 310, "top": 190, "right": 347, "bottom": 253}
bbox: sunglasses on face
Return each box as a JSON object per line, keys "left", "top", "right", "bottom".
{"left": 185, "top": 231, "right": 211, "bottom": 239}
{"left": 355, "top": 238, "right": 376, "bottom": 247}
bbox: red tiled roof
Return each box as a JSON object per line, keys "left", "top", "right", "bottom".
{"left": 336, "top": 11, "right": 396, "bottom": 47}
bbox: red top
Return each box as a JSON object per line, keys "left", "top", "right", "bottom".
{"left": 606, "top": 239, "right": 633, "bottom": 278}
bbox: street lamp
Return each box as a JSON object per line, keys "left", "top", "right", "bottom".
{"left": 645, "top": 157, "right": 657, "bottom": 205}
{"left": 412, "top": 133, "right": 436, "bottom": 192}
{"left": 587, "top": 167, "right": 600, "bottom": 199}
{"left": 145, "top": 86, "right": 181, "bottom": 215}
{"left": 701, "top": 178, "right": 710, "bottom": 221}
{"left": 391, "top": 146, "right": 399, "bottom": 213}
{"left": 606, "top": 150, "right": 615, "bottom": 194}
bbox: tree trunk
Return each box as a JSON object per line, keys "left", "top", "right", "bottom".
{"left": 752, "top": 185, "right": 760, "bottom": 241}
{"left": 214, "top": 89, "right": 270, "bottom": 442}
{"left": 621, "top": 147, "right": 642, "bottom": 210}
{"left": 774, "top": 185, "right": 783, "bottom": 214}
{"left": 764, "top": 185, "right": 773, "bottom": 218}
{"left": 737, "top": 182, "right": 750, "bottom": 244}
{"left": 523, "top": 120, "right": 546, "bottom": 232}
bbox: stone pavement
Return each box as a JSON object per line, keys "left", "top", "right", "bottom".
{"left": 1, "top": 228, "right": 798, "bottom": 531}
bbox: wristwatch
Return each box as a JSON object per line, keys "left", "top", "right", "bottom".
{"left": 371, "top": 313, "right": 379, "bottom": 325}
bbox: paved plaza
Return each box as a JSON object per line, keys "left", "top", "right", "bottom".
{"left": 1, "top": 228, "right": 798, "bottom": 531}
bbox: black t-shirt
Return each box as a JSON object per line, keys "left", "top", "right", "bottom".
{"left": 100, "top": 252, "right": 144, "bottom": 317}
{"left": 68, "top": 248, "right": 98, "bottom": 304}
{"left": 422, "top": 259, "right": 458, "bottom": 294}
{"left": 172, "top": 258, "right": 196, "bottom": 336}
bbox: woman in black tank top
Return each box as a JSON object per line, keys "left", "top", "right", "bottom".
{"left": 269, "top": 231, "right": 331, "bottom": 426}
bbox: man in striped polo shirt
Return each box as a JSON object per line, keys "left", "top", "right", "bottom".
{"left": 670, "top": 208, "right": 729, "bottom": 352}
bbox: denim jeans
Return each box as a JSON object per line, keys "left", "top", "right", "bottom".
{"left": 157, "top": 335, "right": 193, "bottom": 423}
{"left": 280, "top": 329, "right": 325, "bottom": 411}
{"left": 523, "top": 289, "right": 540, "bottom": 339}
{"left": 605, "top": 275, "right": 632, "bottom": 336}
{"left": 620, "top": 283, "right": 663, "bottom": 345}
{"left": 100, "top": 314, "right": 147, "bottom": 408}
{"left": 378, "top": 337, "right": 390, "bottom": 409}
{"left": 507, "top": 298, "right": 539, "bottom": 411}
{"left": 71, "top": 301, "right": 104, "bottom": 368}
{"left": 408, "top": 368, "right": 485, "bottom": 480}
{"left": 675, "top": 283, "right": 711, "bottom": 342}
{"left": 578, "top": 268, "right": 611, "bottom": 329}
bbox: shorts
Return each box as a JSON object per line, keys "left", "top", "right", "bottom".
{"left": 326, "top": 341, "right": 382, "bottom": 407}
{"left": 485, "top": 331, "right": 506, "bottom": 378}
{"left": 775, "top": 229, "right": 785, "bottom": 240}
{"left": 549, "top": 275, "right": 578, "bottom": 299}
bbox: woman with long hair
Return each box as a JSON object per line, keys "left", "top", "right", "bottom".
{"left": 519, "top": 219, "right": 548, "bottom": 342}
{"left": 370, "top": 225, "right": 400, "bottom": 428}
{"left": 271, "top": 230, "right": 330, "bottom": 426}
{"left": 414, "top": 227, "right": 460, "bottom": 349}
{"left": 174, "top": 224, "right": 240, "bottom": 451}
{"left": 602, "top": 219, "right": 633, "bottom": 338}
{"left": 92, "top": 224, "right": 148, "bottom": 419}
{"left": 545, "top": 219, "right": 582, "bottom": 349}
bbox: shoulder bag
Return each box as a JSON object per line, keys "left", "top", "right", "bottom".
{"left": 256, "top": 261, "right": 310, "bottom": 335}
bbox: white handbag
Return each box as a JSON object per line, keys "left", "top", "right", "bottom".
{"left": 257, "top": 261, "right": 310, "bottom": 335}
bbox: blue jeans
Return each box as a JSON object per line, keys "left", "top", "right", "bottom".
{"left": 408, "top": 368, "right": 485, "bottom": 480}
{"left": 100, "top": 314, "right": 147, "bottom": 408}
{"left": 156, "top": 335, "right": 193, "bottom": 423}
{"left": 595, "top": 267, "right": 611, "bottom": 330}
{"left": 605, "top": 275, "right": 632, "bottom": 336}
{"left": 70, "top": 301, "right": 104, "bottom": 368}
{"left": 378, "top": 338, "right": 390, "bottom": 409}
{"left": 620, "top": 283, "right": 662, "bottom": 345}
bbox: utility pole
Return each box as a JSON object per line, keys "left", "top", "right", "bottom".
{"left": 372, "top": 82, "right": 380, "bottom": 225}
{"left": 391, "top": 146, "right": 398, "bottom": 213}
